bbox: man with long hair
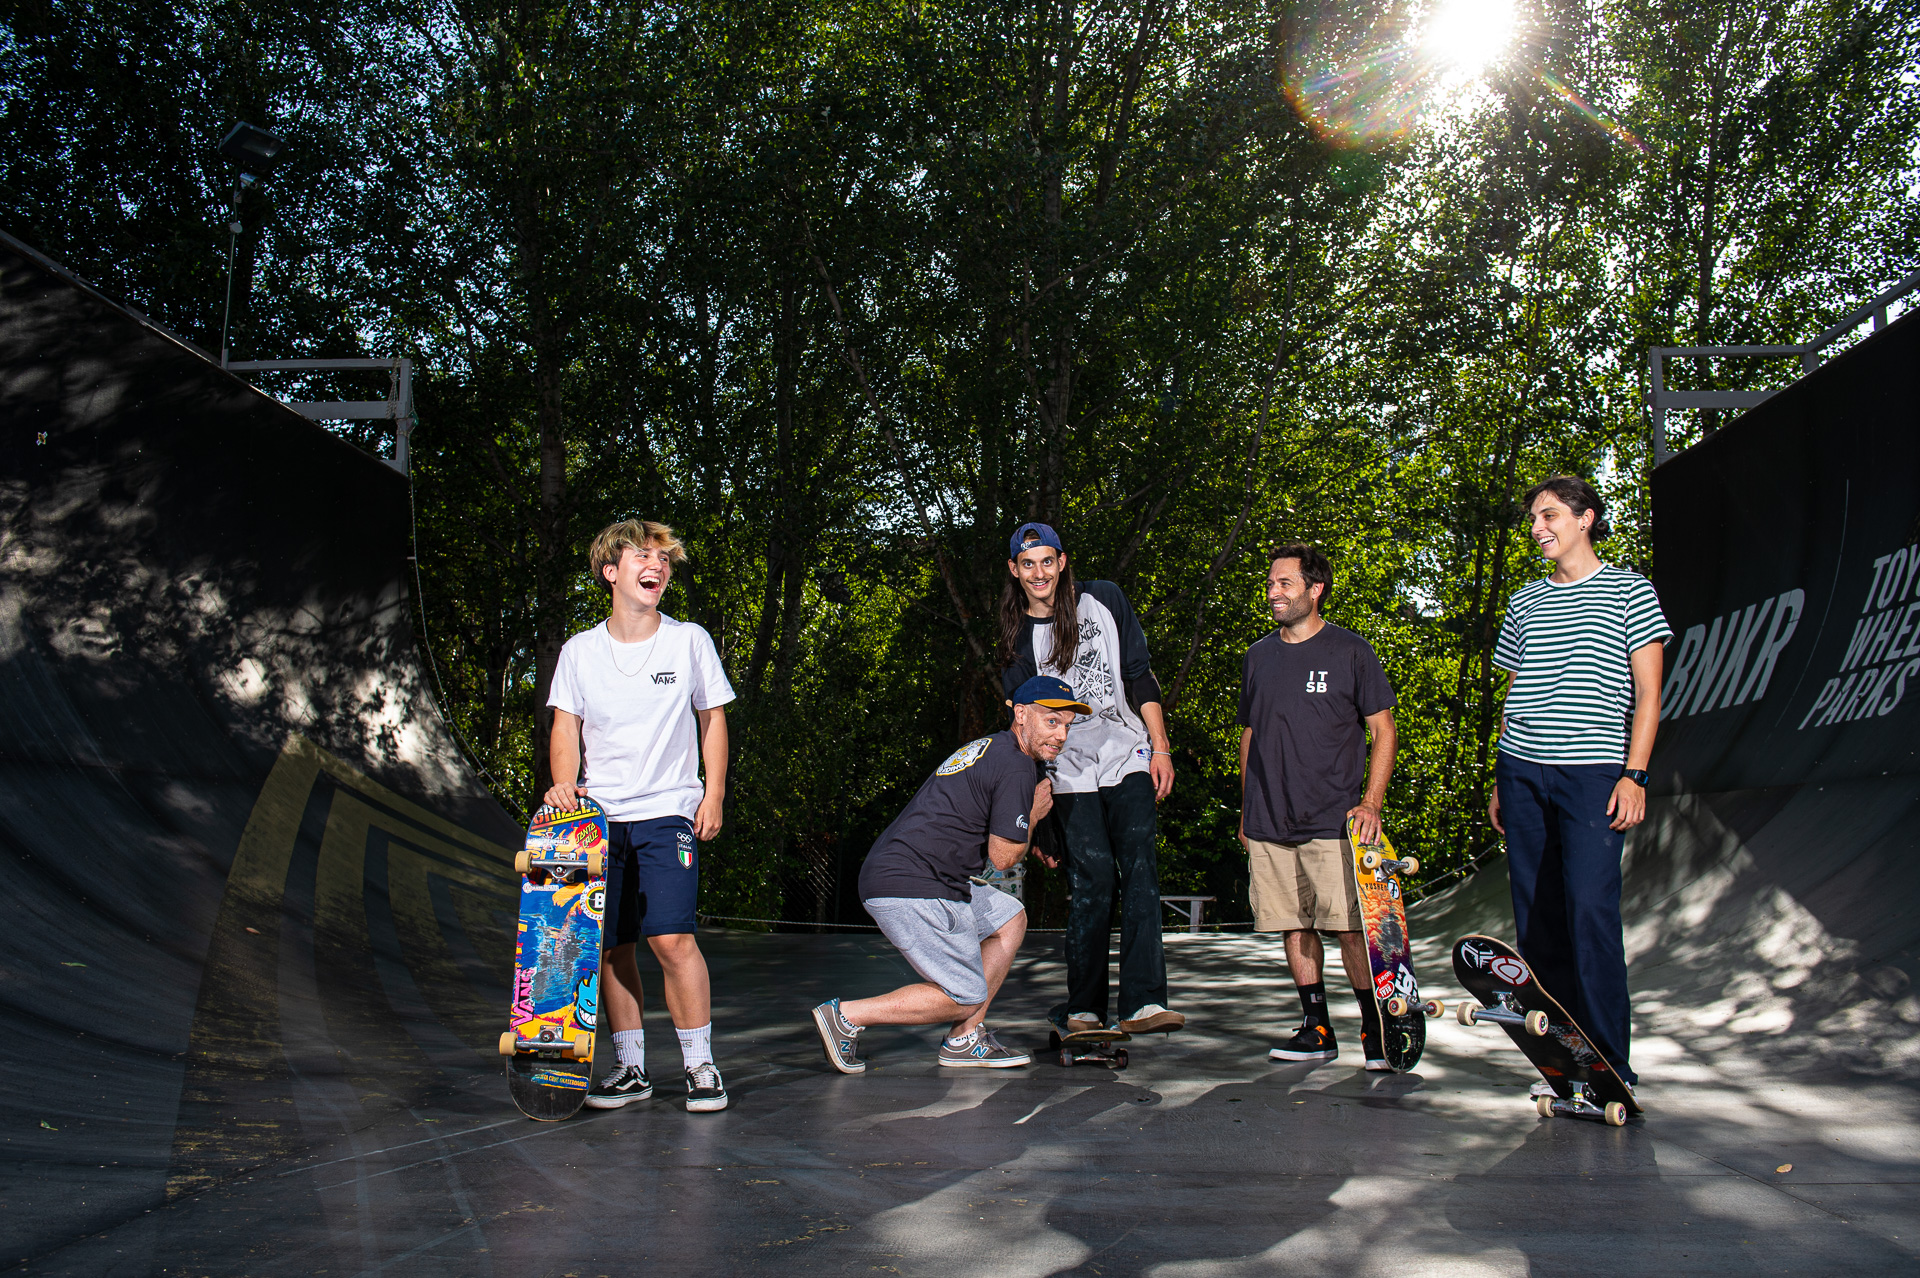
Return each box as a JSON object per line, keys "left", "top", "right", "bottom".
{"left": 1489, "top": 475, "right": 1668, "bottom": 1100}
{"left": 998, "top": 521, "right": 1184, "bottom": 1036}
{"left": 546, "top": 519, "right": 736, "bottom": 1113}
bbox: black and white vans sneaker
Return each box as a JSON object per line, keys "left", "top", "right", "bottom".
{"left": 1268, "top": 1023, "right": 1338, "bottom": 1062}
{"left": 585, "top": 1064, "right": 653, "bottom": 1109}
{"left": 685, "top": 1062, "right": 729, "bottom": 1112}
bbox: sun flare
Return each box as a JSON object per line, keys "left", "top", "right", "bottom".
{"left": 1422, "top": 0, "right": 1519, "bottom": 76}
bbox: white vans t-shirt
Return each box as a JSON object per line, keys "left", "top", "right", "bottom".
{"left": 547, "top": 615, "right": 737, "bottom": 822}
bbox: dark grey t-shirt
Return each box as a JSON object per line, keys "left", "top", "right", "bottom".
{"left": 859, "top": 731, "right": 1039, "bottom": 902}
{"left": 1237, "top": 623, "right": 1396, "bottom": 842}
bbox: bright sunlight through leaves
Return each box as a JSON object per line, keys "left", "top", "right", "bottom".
{"left": 1422, "top": 0, "right": 1519, "bottom": 75}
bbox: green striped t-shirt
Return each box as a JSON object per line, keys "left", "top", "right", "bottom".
{"left": 1493, "top": 564, "right": 1671, "bottom": 765}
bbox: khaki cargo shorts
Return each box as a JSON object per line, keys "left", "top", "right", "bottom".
{"left": 1247, "top": 837, "right": 1361, "bottom": 932}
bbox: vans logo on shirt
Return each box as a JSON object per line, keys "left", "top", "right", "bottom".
{"left": 651, "top": 671, "right": 678, "bottom": 684}
{"left": 1304, "top": 670, "right": 1329, "bottom": 694}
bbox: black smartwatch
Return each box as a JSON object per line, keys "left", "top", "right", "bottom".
{"left": 1621, "top": 768, "right": 1649, "bottom": 787}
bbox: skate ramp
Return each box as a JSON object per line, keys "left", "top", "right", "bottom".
{"left": 1413, "top": 307, "right": 1920, "bottom": 1085}
{"left": 0, "top": 232, "right": 521, "bottom": 1265}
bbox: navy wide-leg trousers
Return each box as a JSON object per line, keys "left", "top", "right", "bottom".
{"left": 1496, "top": 753, "right": 1636, "bottom": 1086}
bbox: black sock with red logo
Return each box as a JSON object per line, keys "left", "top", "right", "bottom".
{"left": 1298, "top": 982, "right": 1328, "bottom": 1029}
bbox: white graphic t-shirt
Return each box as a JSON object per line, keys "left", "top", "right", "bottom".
{"left": 1027, "top": 584, "right": 1154, "bottom": 793}
{"left": 547, "top": 615, "right": 737, "bottom": 822}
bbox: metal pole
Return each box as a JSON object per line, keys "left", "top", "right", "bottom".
{"left": 219, "top": 176, "right": 242, "bottom": 369}
{"left": 1648, "top": 349, "right": 1670, "bottom": 466}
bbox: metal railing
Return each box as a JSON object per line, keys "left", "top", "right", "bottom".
{"left": 228, "top": 358, "right": 415, "bottom": 475}
{"left": 1650, "top": 269, "right": 1920, "bottom": 465}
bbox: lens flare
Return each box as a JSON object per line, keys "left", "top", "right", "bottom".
{"left": 1280, "top": 4, "right": 1644, "bottom": 154}
{"left": 1534, "top": 70, "right": 1647, "bottom": 153}
{"left": 1281, "top": 17, "right": 1429, "bottom": 147}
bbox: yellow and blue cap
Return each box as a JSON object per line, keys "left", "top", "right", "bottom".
{"left": 1010, "top": 675, "right": 1091, "bottom": 715}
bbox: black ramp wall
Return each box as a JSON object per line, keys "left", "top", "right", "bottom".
{"left": 1416, "top": 308, "right": 1920, "bottom": 1085}
{"left": 0, "top": 233, "right": 520, "bottom": 1268}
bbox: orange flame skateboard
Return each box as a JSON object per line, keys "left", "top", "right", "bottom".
{"left": 1348, "top": 818, "right": 1443, "bottom": 1071}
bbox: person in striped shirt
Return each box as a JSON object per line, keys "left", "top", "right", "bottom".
{"left": 1489, "top": 474, "right": 1669, "bottom": 1097}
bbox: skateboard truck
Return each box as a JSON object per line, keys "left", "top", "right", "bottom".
{"left": 499, "top": 1026, "right": 581, "bottom": 1058}
{"left": 1536, "top": 1091, "right": 1629, "bottom": 1127}
{"left": 1387, "top": 997, "right": 1447, "bottom": 1019}
{"left": 514, "top": 849, "right": 605, "bottom": 878}
{"left": 1360, "top": 849, "right": 1419, "bottom": 875}
{"left": 1453, "top": 1000, "right": 1550, "bottom": 1037}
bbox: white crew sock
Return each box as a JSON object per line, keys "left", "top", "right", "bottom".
{"left": 677, "top": 1022, "right": 713, "bottom": 1069}
{"left": 614, "top": 1028, "right": 646, "bottom": 1070}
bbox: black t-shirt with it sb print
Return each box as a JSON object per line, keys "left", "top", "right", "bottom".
{"left": 1237, "top": 623, "right": 1396, "bottom": 843}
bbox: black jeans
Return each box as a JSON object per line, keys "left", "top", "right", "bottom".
{"left": 1055, "top": 771, "right": 1167, "bottom": 1021}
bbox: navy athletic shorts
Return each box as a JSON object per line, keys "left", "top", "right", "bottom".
{"left": 604, "top": 815, "right": 700, "bottom": 944}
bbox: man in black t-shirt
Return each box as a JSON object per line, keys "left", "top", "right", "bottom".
{"left": 810, "top": 676, "right": 1086, "bottom": 1074}
{"left": 1237, "top": 544, "right": 1398, "bottom": 1068}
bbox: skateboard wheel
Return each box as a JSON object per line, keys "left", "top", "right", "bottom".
{"left": 1421, "top": 1000, "right": 1444, "bottom": 1019}
{"left": 1048, "top": 1031, "right": 1062, "bottom": 1051}
{"left": 1361, "top": 850, "right": 1380, "bottom": 870}
{"left": 587, "top": 850, "right": 604, "bottom": 878}
{"left": 1400, "top": 856, "right": 1419, "bottom": 876}
{"left": 1058, "top": 1050, "right": 1074, "bottom": 1068}
{"left": 1386, "top": 996, "right": 1409, "bottom": 1017}
{"left": 1604, "top": 1102, "right": 1627, "bottom": 1127}
{"left": 1524, "top": 1010, "right": 1549, "bottom": 1037}
{"left": 514, "top": 851, "right": 532, "bottom": 876}
{"left": 499, "top": 1031, "right": 517, "bottom": 1056}
{"left": 1456, "top": 1001, "right": 1478, "bottom": 1026}
{"left": 1114, "top": 1048, "right": 1128, "bottom": 1069}
{"left": 1536, "top": 1096, "right": 1555, "bottom": 1118}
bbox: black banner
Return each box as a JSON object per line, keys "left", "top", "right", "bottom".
{"left": 1650, "top": 310, "right": 1920, "bottom": 793}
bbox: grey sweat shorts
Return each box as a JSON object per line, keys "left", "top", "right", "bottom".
{"left": 863, "top": 883, "right": 1025, "bottom": 1006}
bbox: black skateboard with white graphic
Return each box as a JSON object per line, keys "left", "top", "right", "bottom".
{"left": 1450, "top": 934, "right": 1642, "bottom": 1126}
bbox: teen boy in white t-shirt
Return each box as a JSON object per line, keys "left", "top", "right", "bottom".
{"left": 545, "top": 519, "right": 736, "bottom": 1112}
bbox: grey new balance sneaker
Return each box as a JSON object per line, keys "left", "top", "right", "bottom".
{"left": 938, "top": 1027, "right": 1031, "bottom": 1068}
{"left": 812, "top": 999, "right": 866, "bottom": 1074}
{"left": 584, "top": 1064, "right": 653, "bottom": 1109}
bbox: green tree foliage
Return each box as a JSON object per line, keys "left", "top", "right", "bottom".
{"left": 5, "top": 0, "right": 1917, "bottom": 925}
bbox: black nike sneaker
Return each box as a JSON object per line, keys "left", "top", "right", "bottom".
{"left": 1268, "top": 1022, "right": 1338, "bottom": 1062}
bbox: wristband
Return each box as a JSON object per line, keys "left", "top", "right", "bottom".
{"left": 1152, "top": 750, "right": 1173, "bottom": 757}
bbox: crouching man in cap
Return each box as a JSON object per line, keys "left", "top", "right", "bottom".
{"left": 810, "top": 677, "right": 1085, "bottom": 1073}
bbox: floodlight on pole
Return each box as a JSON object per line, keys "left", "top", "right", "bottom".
{"left": 216, "top": 123, "right": 288, "bottom": 369}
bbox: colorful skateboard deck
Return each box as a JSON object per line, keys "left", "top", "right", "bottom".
{"left": 501, "top": 798, "right": 608, "bottom": 1121}
{"left": 1451, "top": 934, "right": 1643, "bottom": 1126}
{"left": 1047, "top": 1005, "right": 1129, "bottom": 1069}
{"left": 1348, "top": 817, "right": 1438, "bottom": 1071}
